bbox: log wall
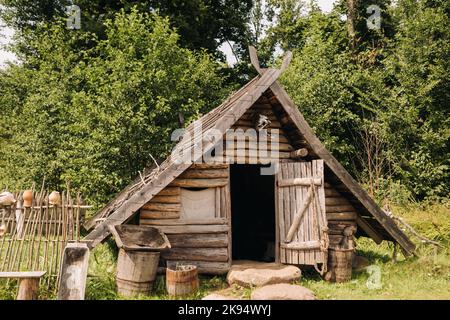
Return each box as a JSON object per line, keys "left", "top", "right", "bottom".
{"left": 223, "top": 102, "right": 295, "bottom": 164}
{"left": 325, "top": 183, "right": 358, "bottom": 247}
{"left": 139, "top": 163, "right": 231, "bottom": 274}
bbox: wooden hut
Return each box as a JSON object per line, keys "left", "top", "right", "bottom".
{"left": 83, "top": 48, "right": 415, "bottom": 275}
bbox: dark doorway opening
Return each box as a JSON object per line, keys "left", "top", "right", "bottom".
{"left": 230, "top": 164, "right": 275, "bottom": 262}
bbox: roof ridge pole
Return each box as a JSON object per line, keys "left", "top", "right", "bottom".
{"left": 249, "top": 46, "right": 262, "bottom": 74}
{"left": 248, "top": 45, "right": 293, "bottom": 75}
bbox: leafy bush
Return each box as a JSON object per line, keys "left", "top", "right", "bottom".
{"left": 0, "top": 9, "right": 228, "bottom": 206}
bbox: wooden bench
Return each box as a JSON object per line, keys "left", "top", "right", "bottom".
{"left": 0, "top": 271, "right": 46, "bottom": 300}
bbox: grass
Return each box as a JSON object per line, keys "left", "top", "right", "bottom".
{"left": 299, "top": 202, "right": 450, "bottom": 300}
{"left": 1, "top": 202, "right": 449, "bottom": 300}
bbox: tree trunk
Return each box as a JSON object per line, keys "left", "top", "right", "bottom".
{"left": 347, "top": 0, "right": 358, "bottom": 51}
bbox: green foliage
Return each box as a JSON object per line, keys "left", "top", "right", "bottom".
{"left": 0, "top": 9, "right": 228, "bottom": 205}
{"left": 382, "top": 0, "right": 450, "bottom": 199}
{"left": 279, "top": 11, "right": 361, "bottom": 168}
{"left": 0, "top": 0, "right": 253, "bottom": 59}
{"left": 1, "top": 1, "right": 449, "bottom": 202}
{"left": 263, "top": 0, "right": 449, "bottom": 200}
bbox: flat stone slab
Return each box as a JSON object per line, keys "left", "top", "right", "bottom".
{"left": 251, "top": 284, "right": 316, "bottom": 300}
{"left": 202, "top": 293, "right": 240, "bottom": 300}
{"left": 202, "top": 286, "right": 246, "bottom": 300}
{"left": 227, "top": 260, "right": 301, "bottom": 288}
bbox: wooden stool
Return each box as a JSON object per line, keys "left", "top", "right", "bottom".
{"left": 0, "top": 271, "right": 46, "bottom": 300}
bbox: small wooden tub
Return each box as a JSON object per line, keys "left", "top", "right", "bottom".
{"left": 166, "top": 265, "right": 199, "bottom": 297}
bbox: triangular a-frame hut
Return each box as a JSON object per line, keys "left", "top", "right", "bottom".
{"left": 84, "top": 48, "right": 415, "bottom": 274}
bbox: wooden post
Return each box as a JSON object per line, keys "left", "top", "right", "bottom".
{"left": 17, "top": 278, "right": 40, "bottom": 300}
{"left": 15, "top": 200, "right": 24, "bottom": 239}
{"left": 0, "top": 271, "right": 46, "bottom": 300}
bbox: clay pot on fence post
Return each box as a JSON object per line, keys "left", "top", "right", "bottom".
{"left": 48, "top": 191, "right": 61, "bottom": 206}
{"left": 0, "top": 191, "right": 16, "bottom": 206}
{"left": 23, "top": 190, "right": 33, "bottom": 208}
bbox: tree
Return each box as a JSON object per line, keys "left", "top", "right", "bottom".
{"left": 265, "top": 0, "right": 449, "bottom": 200}
{"left": 279, "top": 10, "right": 362, "bottom": 169}
{"left": 0, "top": 0, "right": 253, "bottom": 59}
{"left": 382, "top": 0, "right": 450, "bottom": 198}
{"left": 0, "top": 9, "right": 228, "bottom": 205}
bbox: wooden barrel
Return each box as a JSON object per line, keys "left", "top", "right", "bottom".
{"left": 116, "top": 249, "right": 159, "bottom": 297}
{"left": 327, "top": 247, "right": 354, "bottom": 283}
{"left": 166, "top": 265, "right": 199, "bottom": 297}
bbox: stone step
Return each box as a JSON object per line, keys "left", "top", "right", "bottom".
{"left": 226, "top": 260, "right": 301, "bottom": 288}
{"left": 251, "top": 283, "right": 317, "bottom": 300}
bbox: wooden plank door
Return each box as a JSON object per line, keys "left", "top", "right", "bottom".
{"left": 276, "top": 160, "right": 327, "bottom": 266}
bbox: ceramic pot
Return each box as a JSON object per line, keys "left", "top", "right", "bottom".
{"left": 23, "top": 190, "right": 33, "bottom": 207}
{"left": 48, "top": 191, "right": 61, "bottom": 205}
{"left": 0, "top": 191, "right": 16, "bottom": 206}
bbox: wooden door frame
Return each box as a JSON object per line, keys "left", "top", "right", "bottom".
{"left": 275, "top": 169, "right": 280, "bottom": 263}
{"left": 229, "top": 163, "right": 279, "bottom": 263}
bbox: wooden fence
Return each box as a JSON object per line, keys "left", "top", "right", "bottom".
{"left": 0, "top": 189, "right": 88, "bottom": 288}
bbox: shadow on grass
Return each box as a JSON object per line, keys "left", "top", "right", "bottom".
{"left": 355, "top": 248, "right": 392, "bottom": 264}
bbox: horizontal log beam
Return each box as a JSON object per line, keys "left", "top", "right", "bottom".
{"left": 281, "top": 240, "right": 321, "bottom": 250}
{"left": 140, "top": 210, "right": 180, "bottom": 219}
{"left": 156, "top": 187, "right": 181, "bottom": 196}
{"left": 324, "top": 188, "right": 341, "bottom": 197}
{"left": 148, "top": 195, "right": 181, "bottom": 204}
{"left": 224, "top": 141, "right": 294, "bottom": 152}
{"left": 170, "top": 178, "right": 228, "bottom": 188}
{"left": 190, "top": 163, "right": 229, "bottom": 170}
{"left": 241, "top": 113, "right": 278, "bottom": 122}
{"left": 326, "top": 205, "right": 355, "bottom": 213}
{"left": 221, "top": 157, "right": 280, "bottom": 165}
{"left": 327, "top": 220, "right": 357, "bottom": 228}
{"left": 326, "top": 211, "right": 357, "bottom": 221}
{"left": 167, "top": 233, "right": 228, "bottom": 248}
{"left": 141, "top": 203, "right": 181, "bottom": 212}
{"left": 223, "top": 150, "right": 291, "bottom": 158}
{"left": 161, "top": 248, "right": 229, "bottom": 262}
{"left": 145, "top": 224, "right": 229, "bottom": 234}
{"left": 325, "top": 197, "right": 350, "bottom": 206}
{"left": 278, "top": 178, "right": 322, "bottom": 187}
{"left": 225, "top": 133, "right": 289, "bottom": 144}
{"left": 140, "top": 218, "right": 228, "bottom": 226}
{"left": 179, "top": 169, "right": 229, "bottom": 179}
{"left": 158, "top": 261, "right": 230, "bottom": 275}
{"left": 233, "top": 119, "right": 282, "bottom": 129}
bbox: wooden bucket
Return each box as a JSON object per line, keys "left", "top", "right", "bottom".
{"left": 328, "top": 247, "right": 354, "bottom": 283}
{"left": 166, "top": 265, "right": 199, "bottom": 297}
{"left": 116, "top": 249, "right": 159, "bottom": 297}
